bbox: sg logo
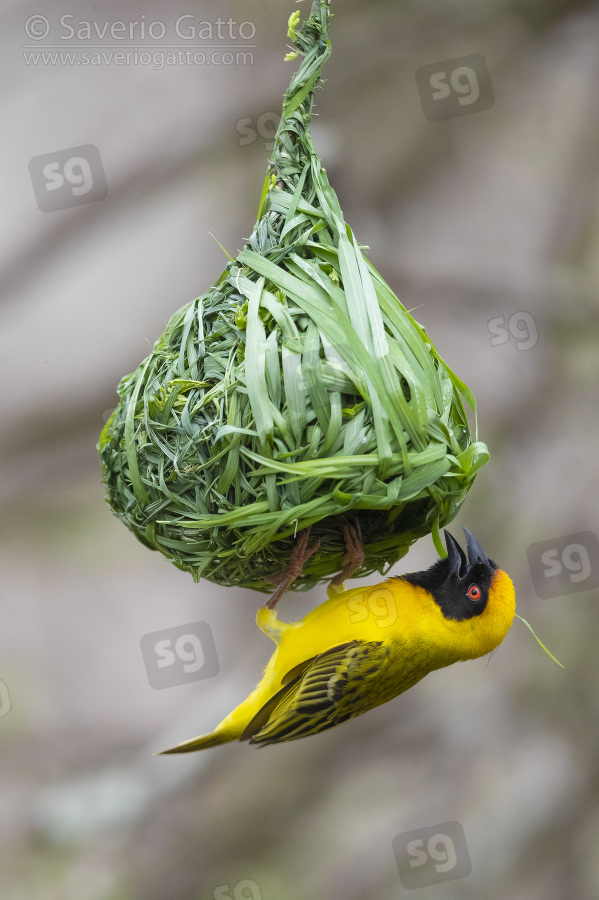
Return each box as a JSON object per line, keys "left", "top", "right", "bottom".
{"left": 347, "top": 586, "right": 398, "bottom": 629}
{"left": 0, "top": 680, "right": 11, "bottom": 718}
{"left": 488, "top": 312, "right": 539, "bottom": 351}
{"left": 29, "top": 144, "right": 108, "bottom": 212}
{"left": 527, "top": 532, "right": 599, "bottom": 599}
{"left": 140, "top": 621, "right": 219, "bottom": 689}
{"left": 212, "top": 879, "right": 262, "bottom": 899}
{"left": 393, "top": 821, "right": 472, "bottom": 889}
{"left": 415, "top": 54, "right": 494, "bottom": 122}
{"left": 236, "top": 111, "right": 280, "bottom": 152}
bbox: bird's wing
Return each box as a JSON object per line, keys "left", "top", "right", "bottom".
{"left": 241, "top": 640, "right": 390, "bottom": 745}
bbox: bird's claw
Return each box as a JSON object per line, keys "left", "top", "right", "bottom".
{"left": 265, "top": 528, "right": 320, "bottom": 609}
{"left": 331, "top": 517, "right": 365, "bottom": 586}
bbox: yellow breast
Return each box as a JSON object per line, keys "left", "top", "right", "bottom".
{"left": 267, "top": 567, "right": 515, "bottom": 683}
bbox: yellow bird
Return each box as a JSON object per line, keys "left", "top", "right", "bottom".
{"left": 160, "top": 524, "right": 515, "bottom": 753}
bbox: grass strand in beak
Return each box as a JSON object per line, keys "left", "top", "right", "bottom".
{"left": 515, "top": 613, "right": 564, "bottom": 668}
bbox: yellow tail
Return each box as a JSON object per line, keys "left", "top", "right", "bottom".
{"left": 157, "top": 730, "right": 233, "bottom": 754}
{"left": 158, "top": 608, "right": 292, "bottom": 755}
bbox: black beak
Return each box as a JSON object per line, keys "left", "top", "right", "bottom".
{"left": 463, "top": 527, "right": 489, "bottom": 567}
{"left": 445, "top": 530, "right": 467, "bottom": 578}
{"left": 444, "top": 527, "right": 490, "bottom": 577}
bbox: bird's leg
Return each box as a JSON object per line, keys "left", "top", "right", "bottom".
{"left": 264, "top": 528, "right": 320, "bottom": 610}
{"left": 331, "top": 517, "right": 365, "bottom": 588}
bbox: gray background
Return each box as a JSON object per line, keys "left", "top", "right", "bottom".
{"left": 1, "top": 0, "right": 598, "bottom": 898}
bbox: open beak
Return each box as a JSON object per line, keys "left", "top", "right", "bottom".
{"left": 463, "top": 527, "right": 489, "bottom": 567}
{"left": 444, "top": 527, "right": 490, "bottom": 577}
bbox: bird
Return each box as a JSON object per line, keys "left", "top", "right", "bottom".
{"left": 159, "top": 523, "right": 515, "bottom": 753}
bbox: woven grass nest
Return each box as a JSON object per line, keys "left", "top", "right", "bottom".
{"left": 99, "top": 1, "right": 489, "bottom": 593}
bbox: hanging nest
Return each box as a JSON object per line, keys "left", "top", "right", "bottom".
{"left": 99, "top": 1, "right": 489, "bottom": 593}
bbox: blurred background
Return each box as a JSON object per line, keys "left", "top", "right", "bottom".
{"left": 2, "top": 0, "right": 599, "bottom": 897}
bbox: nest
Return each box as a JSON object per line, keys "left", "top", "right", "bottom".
{"left": 99, "top": 1, "right": 489, "bottom": 593}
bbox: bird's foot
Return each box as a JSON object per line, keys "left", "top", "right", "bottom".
{"left": 264, "top": 528, "right": 320, "bottom": 609}
{"left": 331, "top": 517, "right": 365, "bottom": 588}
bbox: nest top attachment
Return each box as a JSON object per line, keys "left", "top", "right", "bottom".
{"left": 99, "top": 1, "right": 489, "bottom": 592}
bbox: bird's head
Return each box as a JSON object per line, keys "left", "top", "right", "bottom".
{"left": 400, "top": 527, "right": 516, "bottom": 656}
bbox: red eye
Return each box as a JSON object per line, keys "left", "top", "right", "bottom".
{"left": 467, "top": 584, "right": 482, "bottom": 601}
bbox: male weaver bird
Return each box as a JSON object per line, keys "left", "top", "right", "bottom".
{"left": 160, "top": 523, "right": 515, "bottom": 752}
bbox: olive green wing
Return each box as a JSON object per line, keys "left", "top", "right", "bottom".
{"left": 241, "top": 640, "right": 390, "bottom": 745}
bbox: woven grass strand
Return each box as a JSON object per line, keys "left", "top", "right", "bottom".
{"left": 99, "top": 0, "right": 489, "bottom": 593}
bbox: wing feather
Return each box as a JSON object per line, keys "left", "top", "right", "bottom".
{"left": 245, "top": 640, "right": 390, "bottom": 745}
